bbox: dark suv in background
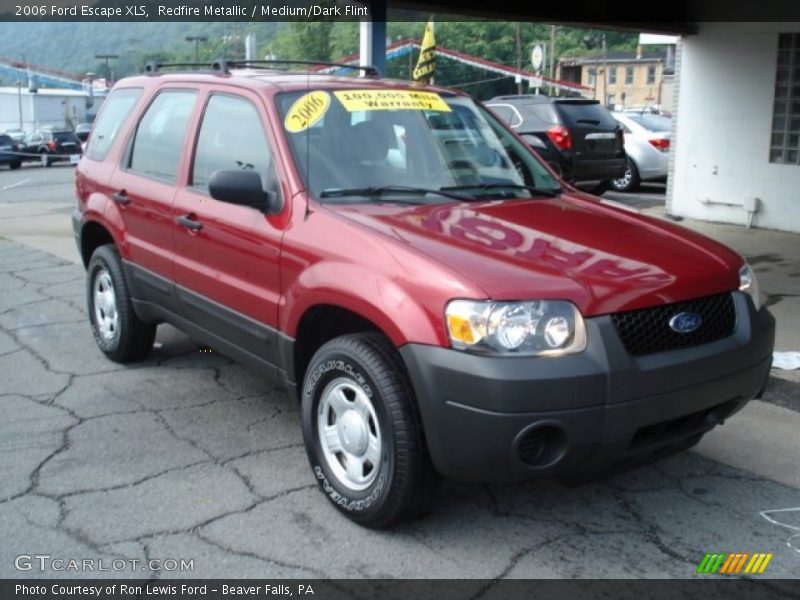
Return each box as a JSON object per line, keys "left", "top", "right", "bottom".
{"left": 22, "top": 129, "right": 81, "bottom": 166}
{"left": 487, "top": 95, "right": 626, "bottom": 193}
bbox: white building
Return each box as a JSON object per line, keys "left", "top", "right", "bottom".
{"left": 0, "top": 88, "right": 93, "bottom": 134}
{"left": 668, "top": 22, "right": 800, "bottom": 233}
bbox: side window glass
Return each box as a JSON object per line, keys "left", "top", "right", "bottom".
{"left": 191, "top": 94, "right": 278, "bottom": 196}
{"left": 86, "top": 88, "right": 142, "bottom": 161}
{"left": 129, "top": 90, "right": 197, "bottom": 182}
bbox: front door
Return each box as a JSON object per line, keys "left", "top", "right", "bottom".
{"left": 171, "top": 90, "right": 285, "bottom": 372}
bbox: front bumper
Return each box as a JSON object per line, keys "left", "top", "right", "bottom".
{"left": 400, "top": 293, "right": 774, "bottom": 482}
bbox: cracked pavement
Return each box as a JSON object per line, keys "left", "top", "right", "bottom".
{"left": 1, "top": 168, "right": 799, "bottom": 581}
{"left": 2, "top": 243, "right": 800, "bottom": 580}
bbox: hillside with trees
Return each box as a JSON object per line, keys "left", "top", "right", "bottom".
{"left": 0, "top": 20, "right": 639, "bottom": 98}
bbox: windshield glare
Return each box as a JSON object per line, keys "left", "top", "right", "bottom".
{"left": 277, "top": 89, "right": 560, "bottom": 202}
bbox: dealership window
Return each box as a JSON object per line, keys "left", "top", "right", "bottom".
{"left": 607, "top": 94, "right": 616, "bottom": 111}
{"left": 625, "top": 66, "right": 634, "bottom": 85}
{"left": 608, "top": 67, "right": 617, "bottom": 85}
{"left": 646, "top": 65, "right": 656, "bottom": 85}
{"left": 770, "top": 33, "right": 800, "bottom": 165}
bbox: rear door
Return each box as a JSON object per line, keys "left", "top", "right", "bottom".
{"left": 109, "top": 88, "right": 198, "bottom": 301}
{"left": 554, "top": 100, "right": 623, "bottom": 160}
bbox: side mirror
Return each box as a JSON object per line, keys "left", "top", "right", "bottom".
{"left": 208, "top": 170, "right": 280, "bottom": 214}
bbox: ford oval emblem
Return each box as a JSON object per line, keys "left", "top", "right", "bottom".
{"left": 669, "top": 312, "right": 702, "bottom": 333}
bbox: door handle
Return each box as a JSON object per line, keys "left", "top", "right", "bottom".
{"left": 111, "top": 190, "right": 130, "bottom": 205}
{"left": 176, "top": 214, "right": 203, "bottom": 232}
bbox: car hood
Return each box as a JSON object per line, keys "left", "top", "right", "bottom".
{"left": 329, "top": 193, "right": 743, "bottom": 316}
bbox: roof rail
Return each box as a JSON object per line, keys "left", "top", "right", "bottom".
{"left": 143, "top": 59, "right": 379, "bottom": 78}
{"left": 217, "top": 59, "right": 380, "bottom": 77}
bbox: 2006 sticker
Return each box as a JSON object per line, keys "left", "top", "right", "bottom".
{"left": 284, "top": 91, "right": 331, "bottom": 133}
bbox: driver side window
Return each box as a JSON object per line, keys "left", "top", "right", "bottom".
{"left": 191, "top": 94, "right": 279, "bottom": 198}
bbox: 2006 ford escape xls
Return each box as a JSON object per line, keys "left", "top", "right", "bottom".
{"left": 73, "top": 59, "right": 775, "bottom": 527}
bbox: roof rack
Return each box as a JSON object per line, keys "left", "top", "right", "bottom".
{"left": 143, "top": 58, "right": 379, "bottom": 78}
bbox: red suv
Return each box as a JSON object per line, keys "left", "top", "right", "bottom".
{"left": 73, "top": 60, "right": 774, "bottom": 528}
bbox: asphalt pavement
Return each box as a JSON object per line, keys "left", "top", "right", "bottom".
{"left": 0, "top": 165, "right": 799, "bottom": 580}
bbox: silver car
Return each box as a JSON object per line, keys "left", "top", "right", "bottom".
{"left": 610, "top": 112, "right": 671, "bottom": 192}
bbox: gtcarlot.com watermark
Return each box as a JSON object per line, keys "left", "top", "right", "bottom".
{"left": 15, "top": 554, "right": 194, "bottom": 573}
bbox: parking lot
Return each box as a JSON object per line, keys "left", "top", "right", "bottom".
{"left": 1, "top": 164, "right": 799, "bottom": 580}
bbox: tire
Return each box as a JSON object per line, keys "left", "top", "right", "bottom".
{"left": 301, "top": 332, "right": 438, "bottom": 528}
{"left": 10, "top": 160, "right": 21, "bottom": 170}
{"left": 610, "top": 158, "right": 641, "bottom": 193}
{"left": 86, "top": 244, "right": 156, "bottom": 363}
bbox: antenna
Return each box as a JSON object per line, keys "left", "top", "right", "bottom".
{"left": 304, "top": 67, "right": 312, "bottom": 220}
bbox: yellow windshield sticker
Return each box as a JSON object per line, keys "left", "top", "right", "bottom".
{"left": 284, "top": 91, "right": 331, "bottom": 133}
{"left": 334, "top": 90, "right": 451, "bottom": 112}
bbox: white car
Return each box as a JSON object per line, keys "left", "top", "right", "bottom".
{"left": 610, "top": 112, "right": 671, "bottom": 192}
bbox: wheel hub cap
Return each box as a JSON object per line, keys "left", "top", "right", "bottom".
{"left": 317, "top": 377, "right": 382, "bottom": 491}
{"left": 337, "top": 410, "right": 368, "bottom": 455}
{"left": 93, "top": 269, "right": 118, "bottom": 342}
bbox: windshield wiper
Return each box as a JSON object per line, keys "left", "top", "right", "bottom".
{"left": 441, "top": 183, "right": 561, "bottom": 198}
{"left": 319, "top": 185, "right": 474, "bottom": 202}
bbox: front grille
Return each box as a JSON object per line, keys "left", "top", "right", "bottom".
{"left": 611, "top": 292, "right": 735, "bottom": 356}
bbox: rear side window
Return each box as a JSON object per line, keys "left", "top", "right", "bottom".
{"left": 487, "top": 104, "right": 522, "bottom": 128}
{"left": 86, "top": 88, "right": 142, "bottom": 161}
{"left": 627, "top": 113, "right": 671, "bottom": 132}
{"left": 54, "top": 132, "right": 76, "bottom": 143}
{"left": 191, "top": 94, "right": 277, "bottom": 194}
{"left": 516, "top": 103, "right": 559, "bottom": 129}
{"left": 555, "top": 102, "right": 618, "bottom": 128}
{"left": 0, "top": 135, "right": 12, "bottom": 144}
{"left": 129, "top": 90, "right": 197, "bottom": 182}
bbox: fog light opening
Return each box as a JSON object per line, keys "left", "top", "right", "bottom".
{"left": 516, "top": 424, "right": 568, "bottom": 469}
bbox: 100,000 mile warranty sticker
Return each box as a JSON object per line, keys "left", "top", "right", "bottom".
{"left": 334, "top": 90, "right": 451, "bottom": 112}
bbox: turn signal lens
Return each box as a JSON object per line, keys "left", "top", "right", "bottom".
{"left": 446, "top": 314, "right": 478, "bottom": 345}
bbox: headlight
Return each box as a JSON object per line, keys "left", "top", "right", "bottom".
{"left": 739, "top": 263, "right": 761, "bottom": 310}
{"left": 445, "top": 299, "right": 586, "bottom": 356}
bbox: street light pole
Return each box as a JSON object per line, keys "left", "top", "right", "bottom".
{"left": 186, "top": 36, "right": 208, "bottom": 62}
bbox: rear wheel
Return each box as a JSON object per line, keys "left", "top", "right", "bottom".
{"left": 9, "top": 160, "right": 21, "bottom": 170}
{"left": 87, "top": 245, "right": 156, "bottom": 363}
{"left": 301, "top": 333, "right": 437, "bottom": 528}
{"left": 610, "top": 158, "right": 640, "bottom": 193}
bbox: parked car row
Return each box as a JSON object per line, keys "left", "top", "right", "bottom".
{"left": 486, "top": 96, "right": 672, "bottom": 194}
{"left": 0, "top": 126, "right": 88, "bottom": 168}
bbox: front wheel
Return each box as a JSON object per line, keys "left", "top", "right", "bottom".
{"left": 301, "top": 333, "right": 437, "bottom": 528}
{"left": 9, "top": 160, "right": 21, "bottom": 170}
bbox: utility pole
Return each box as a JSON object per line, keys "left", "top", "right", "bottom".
{"left": 515, "top": 23, "right": 523, "bottom": 94}
{"left": 185, "top": 36, "right": 208, "bottom": 62}
{"left": 602, "top": 33, "right": 608, "bottom": 107}
{"left": 549, "top": 25, "right": 556, "bottom": 80}
{"left": 94, "top": 54, "right": 118, "bottom": 84}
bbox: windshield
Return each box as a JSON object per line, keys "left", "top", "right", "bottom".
{"left": 276, "top": 89, "right": 561, "bottom": 203}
